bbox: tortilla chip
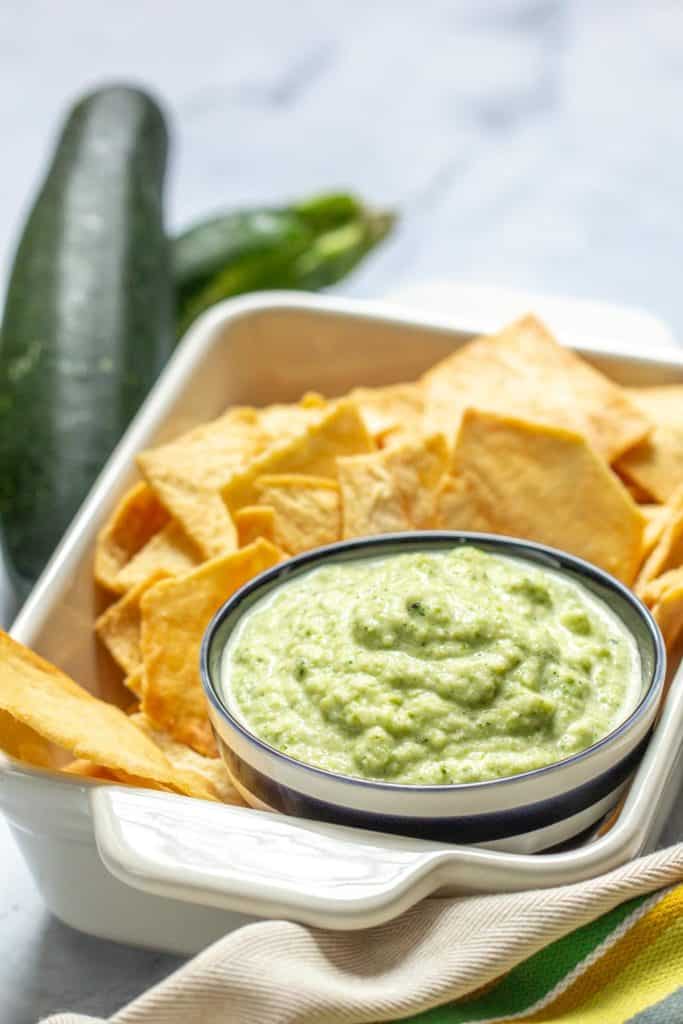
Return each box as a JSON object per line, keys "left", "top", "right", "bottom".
{"left": 94, "top": 482, "right": 169, "bottom": 593}
{"left": 641, "top": 503, "right": 667, "bottom": 525}
{"left": 349, "top": 384, "right": 425, "bottom": 442}
{"left": 437, "top": 408, "right": 645, "bottom": 584}
{"left": 235, "top": 506, "right": 277, "bottom": 547}
{"left": 256, "top": 392, "right": 327, "bottom": 439}
{"left": 339, "top": 457, "right": 407, "bottom": 536}
{"left": 616, "top": 387, "right": 683, "bottom": 502}
{"left": 255, "top": 475, "right": 340, "bottom": 554}
{"left": 620, "top": 476, "right": 655, "bottom": 504}
{"left": 338, "top": 434, "right": 449, "bottom": 538}
{"left": 64, "top": 759, "right": 122, "bottom": 781}
{"left": 63, "top": 759, "right": 169, "bottom": 791}
{"left": 636, "top": 485, "right": 683, "bottom": 590}
{"left": 124, "top": 667, "right": 145, "bottom": 698}
{"left": 141, "top": 538, "right": 283, "bottom": 756}
{"left": 639, "top": 567, "right": 683, "bottom": 608}
{"left": 0, "top": 631, "right": 215, "bottom": 799}
{"left": 64, "top": 754, "right": 221, "bottom": 798}
{"left": 138, "top": 401, "right": 332, "bottom": 559}
{"left": 96, "top": 571, "right": 170, "bottom": 676}
{"left": 421, "top": 316, "right": 650, "bottom": 462}
{"left": 381, "top": 433, "right": 448, "bottom": 527}
{"left": 222, "top": 399, "right": 375, "bottom": 512}
{"left": 0, "top": 710, "right": 54, "bottom": 768}
{"left": 640, "top": 504, "right": 671, "bottom": 560}
{"left": 140, "top": 407, "right": 266, "bottom": 490}
{"left": 115, "top": 521, "right": 201, "bottom": 592}
{"left": 137, "top": 407, "right": 265, "bottom": 559}
{"left": 144, "top": 476, "right": 238, "bottom": 561}
{"left": 651, "top": 582, "right": 683, "bottom": 650}
{"left": 130, "top": 712, "right": 246, "bottom": 805}
{"left": 436, "top": 473, "right": 491, "bottom": 533}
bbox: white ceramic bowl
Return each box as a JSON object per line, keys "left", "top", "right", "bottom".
{"left": 202, "top": 532, "right": 665, "bottom": 850}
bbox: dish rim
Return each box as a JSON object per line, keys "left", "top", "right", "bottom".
{"left": 201, "top": 530, "right": 665, "bottom": 795}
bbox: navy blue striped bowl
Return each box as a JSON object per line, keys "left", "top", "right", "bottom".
{"left": 201, "top": 533, "right": 665, "bottom": 854}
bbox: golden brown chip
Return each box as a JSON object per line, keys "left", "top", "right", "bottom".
{"left": 639, "top": 567, "right": 683, "bottom": 608}
{"left": 651, "top": 581, "right": 683, "bottom": 650}
{"left": 146, "top": 477, "right": 238, "bottom": 562}
{"left": 115, "top": 521, "right": 201, "bottom": 591}
{"left": 94, "top": 482, "right": 169, "bottom": 593}
{"left": 421, "top": 315, "right": 650, "bottom": 462}
{"left": 96, "top": 571, "right": 169, "bottom": 676}
{"left": 235, "top": 506, "right": 277, "bottom": 547}
{"left": 130, "top": 712, "right": 246, "bottom": 805}
{"left": 640, "top": 504, "right": 671, "bottom": 561}
{"left": 124, "top": 666, "right": 145, "bottom": 699}
{"left": 338, "top": 434, "right": 449, "bottom": 539}
{"left": 437, "top": 408, "right": 645, "bottom": 584}
{"left": 141, "top": 407, "right": 266, "bottom": 489}
{"left": 137, "top": 407, "right": 266, "bottom": 559}
{"left": 222, "top": 399, "right": 374, "bottom": 512}
{"left": 138, "top": 401, "right": 331, "bottom": 559}
{"left": 255, "top": 475, "right": 340, "bottom": 554}
{"left": 339, "top": 457, "right": 407, "bottom": 536}
{"left": 636, "top": 485, "right": 683, "bottom": 590}
{"left": 616, "top": 387, "right": 683, "bottom": 502}
{"left": 641, "top": 503, "right": 668, "bottom": 525}
{"left": 64, "top": 759, "right": 167, "bottom": 792}
{"left": 349, "top": 384, "right": 425, "bottom": 442}
{"left": 620, "top": 476, "right": 655, "bottom": 504}
{"left": 0, "top": 710, "right": 54, "bottom": 768}
{"left": 435, "top": 474, "right": 490, "bottom": 533}
{"left": 64, "top": 759, "right": 121, "bottom": 781}
{"left": 384, "top": 434, "right": 449, "bottom": 528}
{"left": 0, "top": 631, "right": 215, "bottom": 799}
{"left": 63, "top": 757, "right": 210, "bottom": 796}
{"left": 256, "top": 393, "right": 327, "bottom": 439}
{"left": 141, "top": 539, "right": 283, "bottom": 757}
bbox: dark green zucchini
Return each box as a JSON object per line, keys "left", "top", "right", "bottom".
{"left": 175, "top": 208, "right": 308, "bottom": 300}
{"left": 0, "top": 85, "right": 173, "bottom": 593}
{"left": 174, "top": 195, "right": 395, "bottom": 335}
{"left": 174, "top": 192, "right": 368, "bottom": 301}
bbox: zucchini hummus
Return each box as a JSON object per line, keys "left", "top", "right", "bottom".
{"left": 224, "top": 546, "right": 641, "bottom": 785}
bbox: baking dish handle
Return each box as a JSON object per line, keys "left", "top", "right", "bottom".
{"left": 91, "top": 785, "right": 645, "bottom": 930}
{"left": 91, "top": 786, "right": 457, "bottom": 929}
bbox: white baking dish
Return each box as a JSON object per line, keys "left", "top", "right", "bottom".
{"left": 2, "top": 292, "right": 683, "bottom": 951}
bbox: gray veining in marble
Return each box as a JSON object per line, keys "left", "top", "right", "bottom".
{"left": 2, "top": 1, "right": 683, "bottom": 1021}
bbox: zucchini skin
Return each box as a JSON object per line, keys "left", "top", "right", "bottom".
{"left": 0, "top": 86, "right": 173, "bottom": 592}
{"left": 174, "top": 196, "right": 395, "bottom": 335}
{"left": 174, "top": 193, "right": 368, "bottom": 301}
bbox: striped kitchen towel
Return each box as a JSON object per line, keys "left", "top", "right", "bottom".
{"left": 42, "top": 844, "right": 683, "bottom": 1024}
{"left": 403, "top": 884, "right": 683, "bottom": 1022}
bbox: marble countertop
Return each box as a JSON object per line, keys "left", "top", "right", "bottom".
{"left": 3, "top": 1, "right": 683, "bottom": 1021}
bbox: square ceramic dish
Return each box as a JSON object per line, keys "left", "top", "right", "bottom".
{"left": 2, "top": 293, "right": 683, "bottom": 950}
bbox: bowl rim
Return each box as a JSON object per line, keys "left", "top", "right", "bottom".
{"left": 200, "top": 531, "right": 666, "bottom": 794}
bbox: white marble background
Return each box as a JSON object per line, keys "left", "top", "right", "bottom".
{"left": 2, "top": 1, "right": 683, "bottom": 1021}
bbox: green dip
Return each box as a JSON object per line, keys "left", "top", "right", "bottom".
{"left": 224, "top": 546, "right": 640, "bottom": 785}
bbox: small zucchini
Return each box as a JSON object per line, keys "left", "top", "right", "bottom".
{"left": 174, "top": 194, "right": 395, "bottom": 334}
